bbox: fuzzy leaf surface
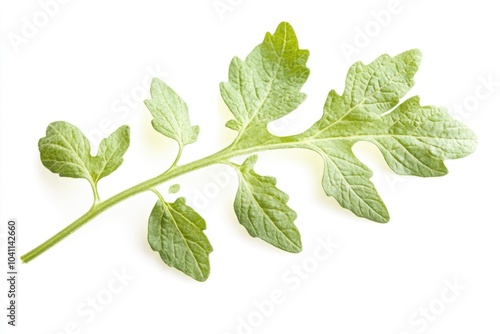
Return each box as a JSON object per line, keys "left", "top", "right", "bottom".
{"left": 145, "top": 78, "right": 199, "bottom": 147}
{"left": 39, "top": 121, "right": 130, "bottom": 186}
{"left": 148, "top": 197, "right": 213, "bottom": 281}
{"left": 220, "top": 22, "right": 310, "bottom": 133}
{"left": 291, "top": 49, "right": 477, "bottom": 222}
{"left": 233, "top": 155, "right": 301, "bottom": 252}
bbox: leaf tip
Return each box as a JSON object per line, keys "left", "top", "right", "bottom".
{"left": 377, "top": 215, "right": 390, "bottom": 224}
{"left": 289, "top": 240, "right": 302, "bottom": 253}
{"left": 277, "top": 21, "right": 293, "bottom": 32}
{"left": 408, "top": 48, "right": 422, "bottom": 60}
{"left": 150, "top": 77, "right": 162, "bottom": 87}
{"left": 398, "top": 48, "right": 422, "bottom": 74}
{"left": 194, "top": 271, "right": 210, "bottom": 282}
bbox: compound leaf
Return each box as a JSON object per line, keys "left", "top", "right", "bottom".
{"left": 27, "top": 22, "right": 479, "bottom": 283}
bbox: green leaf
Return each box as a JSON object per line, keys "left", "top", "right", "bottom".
{"left": 233, "top": 155, "right": 301, "bottom": 253}
{"left": 39, "top": 121, "right": 94, "bottom": 181}
{"left": 39, "top": 121, "right": 130, "bottom": 187}
{"left": 369, "top": 96, "right": 477, "bottom": 176}
{"left": 145, "top": 78, "right": 199, "bottom": 148}
{"left": 220, "top": 22, "right": 309, "bottom": 133}
{"left": 307, "top": 49, "right": 421, "bottom": 130}
{"left": 310, "top": 141, "right": 390, "bottom": 223}
{"left": 90, "top": 125, "right": 130, "bottom": 183}
{"left": 291, "top": 49, "right": 477, "bottom": 222}
{"left": 25, "top": 22, "right": 479, "bottom": 281}
{"left": 168, "top": 184, "right": 180, "bottom": 194}
{"left": 148, "top": 197, "right": 213, "bottom": 281}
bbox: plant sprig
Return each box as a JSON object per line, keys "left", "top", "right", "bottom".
{"left": 21, "top": 22, "right": 477, "bottom": 281}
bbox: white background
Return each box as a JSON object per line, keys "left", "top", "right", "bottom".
{"left": 1, "top": 0, "right": 499, "bottom": 333}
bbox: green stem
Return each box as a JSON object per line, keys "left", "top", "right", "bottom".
{"left": 150, "top": 188, "right": 165, "bottom": 201}
{"left": 90, "top": 181, "right": 101, "bottom": 205}
{"left": 21, "top": 139, "right": 299, "bottom": 263}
